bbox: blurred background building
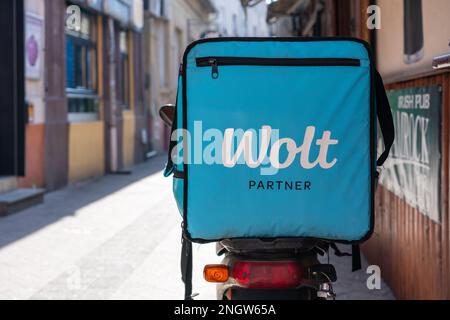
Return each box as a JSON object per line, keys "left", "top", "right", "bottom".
{"left": 0, "top": 0, "right": 270, "bottom": 194}
{"left": 143, "top": 0, "right": 217, "bottom": 152}
{"left": 143, "top": 0, "right": 270, "bottom": 152}
{"left": 212, "top": 0, "right": 269, "bottom": 37}
{"left": 0, "top": 0, "right": 450, "bottom": 300}
{"left": 263, "top": 0, "right": 450, "bottom": 300}
{"left": 5, "top": 0, "right": 149, "bottom": 195}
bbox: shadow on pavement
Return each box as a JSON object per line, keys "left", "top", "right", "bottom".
{"left": 0, "top": 156, "right": 167, "bottom": 250}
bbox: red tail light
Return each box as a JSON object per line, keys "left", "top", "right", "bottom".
{"left": 232, "top": 261, "right": 304, "bottom": 289}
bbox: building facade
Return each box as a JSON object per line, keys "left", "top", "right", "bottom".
{"left": 0, "top": 0, "right": 269, "bottom": 195}
{"left": 143, "top": 0, "right": 216, "bottom": 151}
{"left": 44, "top": 0, "right": 147, "bottom": 188}
{"left": 143, "top": 0, "right": 269, "bottom": 151}
{"left": 0, "top": 0, "right": 149, "bottom": 196}
{"left": 267, "top": 0, "right": 450, "bottom": 300}
{"left": 362, "top": 0, "right": 450, "bottom": 300}
{"left": 212, "top": 0, "right": 269, "bottom": 37}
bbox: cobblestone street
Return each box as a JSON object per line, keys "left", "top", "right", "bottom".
{"left": 0, "top": 156, "right": 394, "bottom": 300}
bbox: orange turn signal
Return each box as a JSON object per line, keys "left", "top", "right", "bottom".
{"left": 204, "top": 265, "right": 229, "bottom": 283}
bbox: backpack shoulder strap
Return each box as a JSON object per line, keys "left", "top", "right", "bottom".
{"left": 164, "top": 67, "right": 183, "bottom": 177}
{"left": 181, "top": 231, "right": 193, "bottom": 300}
{"left": 350, "top": 71, "right": 394, "bottom": 272}
{"left": 375, "top": 70, "right": 395, "bottom": 167}
{"left": 352, "top": 245, "right": 362, "bottom": 272}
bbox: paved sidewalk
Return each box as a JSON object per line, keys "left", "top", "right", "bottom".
{"left": 0, "top": 156, "right": 394, "bottom": 300}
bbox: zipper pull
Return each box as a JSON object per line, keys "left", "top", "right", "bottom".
{"left": 209, "top": 58, "right": 219, "bottom": 79}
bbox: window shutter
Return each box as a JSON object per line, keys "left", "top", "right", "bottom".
{"left": 0, "top": 0, "right": 25, "bottom": 176}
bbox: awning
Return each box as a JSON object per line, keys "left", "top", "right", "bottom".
{"left": 266, "top": 0, "right": 308, "bottom": 23}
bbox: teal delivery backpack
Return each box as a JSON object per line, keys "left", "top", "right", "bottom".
{"left": 164, "top": 37, "right": 394, "bottom": 245}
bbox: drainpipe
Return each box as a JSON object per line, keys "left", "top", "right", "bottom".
{"left": 108, "top": 17, "right": 119, "bottom": 172}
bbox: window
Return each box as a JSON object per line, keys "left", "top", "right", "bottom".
{"left": 147, "top": 0, "right": 166, "bottom": 17}
{"left": 65, "top": 5, "right": 99, "bottom": 121}
{"left": 117, "top": 30, "right": 130, "bottom": 109}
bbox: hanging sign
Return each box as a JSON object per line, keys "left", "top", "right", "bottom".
{"left": 379, "top": 85, "right": 442, "bottom": 222}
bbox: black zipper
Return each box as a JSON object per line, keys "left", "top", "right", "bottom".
{"left": 196, "top": 57, "right": 361, "bottom": 79}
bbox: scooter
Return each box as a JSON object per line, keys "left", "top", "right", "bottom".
{"left": 208, "top": 238, "right": 338, "bottom": 300}
{"left": 160, "top": 105, "right": 339, "bottom": 300}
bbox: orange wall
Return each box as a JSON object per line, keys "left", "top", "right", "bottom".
{"left": 19, "top": 124, "right": 45, "bottom": 188}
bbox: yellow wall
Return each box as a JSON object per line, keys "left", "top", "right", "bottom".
{"left": 122, "top": 111, "right": 136, "bottom": 168}
{"left": 68, "top": 122, "right": 105, "bottom": 183}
